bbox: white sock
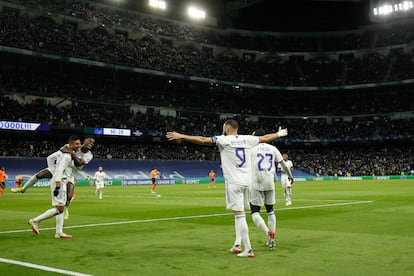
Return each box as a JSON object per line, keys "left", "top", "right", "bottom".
{"left": 267, "top": 211, "right": 276, "bottom": 232}
{"left": 32, "top": 208, "right": 58, "bottom": 223}
{"left": 99, "top": 190, "right": 103, "bottom": 199}
{"left": 234, "top": 216, "right": 241, "bottom": 245}
{"left": 287, "top": 188, "right": 292, "bottom": 202}
{"left": 22, "top": 175, "right": 38, "bottom": 192}
{"left": 235, "top": 214, "right": 252, "bottom": 251}
{"left": 56, "top": 212, "right": 64, "bottom": 234}
{"left": 252, "top": 212, "right": 269, "bottom": 235}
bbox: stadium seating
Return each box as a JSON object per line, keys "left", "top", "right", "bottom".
{"left": 0, "top": 0, "right": 413, "bottom": 177}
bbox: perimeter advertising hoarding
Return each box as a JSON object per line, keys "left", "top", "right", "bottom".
{"left": 0, "top": 121, "right": 50, "bottom": 131}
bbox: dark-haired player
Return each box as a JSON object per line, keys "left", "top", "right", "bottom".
{"left": 167, "top": 119, "right": 288, "bottom": 258}
{"left": 28, "top": 136, "right": 81, "bottom": 238}
{"left": 249, "top": 129, "right": 293, "bottom": 250}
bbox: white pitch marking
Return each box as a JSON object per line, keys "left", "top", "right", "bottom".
{"left": 281, "top": 200, "right": 373, "bottom": 210}
{"left": 0, "top": 200, "right": 373, "bottom": 235}
{"left": 0, "top": 257, "right": 93, "bottom": 276}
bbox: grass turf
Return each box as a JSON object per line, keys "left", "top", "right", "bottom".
{"left": 1, "top": 180, "right": 414, "bottom": 275}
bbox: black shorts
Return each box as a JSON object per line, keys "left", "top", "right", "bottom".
{"left": 152, "top": 178, "right": 156, "bottom": 184}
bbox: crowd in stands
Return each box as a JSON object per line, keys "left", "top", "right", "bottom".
{"left": 4, "top": 0, "right": 414, "bottom": 52}
{"left": 1, "top": 7, "right": 414, "bottom": 87}
{"left": 0, "top": 137, "right": 412, "bottom": 176}
{"left": 287, "top": 146, "right": 414, "bottom": 177}
{"left": 1, "top": 86, "right": 414, "bottom": 142}
{"left": 1, "top": 66, "right": 414, "bottom": 119}
{"left": 1, "top": 1, "right": 414, "bottom": 176}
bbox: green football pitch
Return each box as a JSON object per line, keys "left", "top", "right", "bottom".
{"left": 1, "top": 180, "right": 413, "bottom": 276}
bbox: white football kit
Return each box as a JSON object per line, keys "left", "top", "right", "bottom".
{"left": 46, "top": 150, "right": 63, "bottom": 175}
{"left": 52, "top": 149, "right": 93, "bottom": 186}
{"left": 50, "top": 153, "right": 72, "bottom": 207}
{"left": 69, "top": 150, "right": 93, "bottom": 183}
{"left": 250, "top": 143, "right": 283, "bottom": 206}
{"left": 278, "top": 160, "right": 293, "bottom": 189}
{"left": 94, "top": 171, "right": 107, "bottom": 189}
{"left": 212, "top": 134, "right": 259, "bottom": 211}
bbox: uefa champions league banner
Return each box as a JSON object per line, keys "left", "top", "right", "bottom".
{"left": 122, "top": 179, "right": 175, "bottom": 186}
{"left": 4, "top": 179, "right": 123, "bottom": 188}
{"left": 6, "top": 179, "right": 171, "bottom": 188}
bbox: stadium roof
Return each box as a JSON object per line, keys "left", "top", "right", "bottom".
{"left": 227, "top": 0, "right": 371, "bottom": 32}
{"left": 94, "top": 0, "right": 371, "bottom": 32}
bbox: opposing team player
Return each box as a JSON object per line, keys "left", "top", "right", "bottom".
{"left": 249, "top": 129, "right": 294, "bottom": 250}
{"left": 150, "top": 168, "right": 158, "bottom": 194}
{"left": 208, "top": 169, "right": 216, "bottom": 188}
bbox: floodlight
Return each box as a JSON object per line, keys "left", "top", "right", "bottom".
{"left": 403, "top": 1, "right": 409, "bottom": 10}
{"left": 149, "top": 0, "right": 166, "bottom": 10}
{"left": 372, "top": 0, "right": 414, "bottom": 18}
{"left": 372, "top": 1, "right": 414, "bottom": 17}
{"left": 187, "top": 6, "right": 206, "bottom": 19}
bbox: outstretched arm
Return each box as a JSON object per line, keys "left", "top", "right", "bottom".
{"left": 166, "top": 131, "right": 213, "bottom": 145}
{"left": 259, "top": 127, "right": 288, "bottom": 143}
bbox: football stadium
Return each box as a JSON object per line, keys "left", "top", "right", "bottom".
{"left": 0, "top": 0, "right": 414, "bottom": 275}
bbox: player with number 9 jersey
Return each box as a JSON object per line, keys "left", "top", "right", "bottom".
{"left": 213, "top": 134, "right": 259, "bottom": 187}
{"left": 166, "top": 119, "right": 288, "bottom": 258}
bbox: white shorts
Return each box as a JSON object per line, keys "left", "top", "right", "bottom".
{"left": 281, "top": 177, "right": 292, "bottom": 189}
{"left": 250, "top": 189, "right": 275, "bottom": 206}
{"left": 50, "top": 178, "right": 68, "bottom": 207}
{"left": 225, "top": 183, "right": 250, "bottom": 212}
{"left": 95, "top": 181, "right": 104, "bottom": 189}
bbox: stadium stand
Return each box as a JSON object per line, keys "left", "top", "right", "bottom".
{"left": 0, "top": 0, "right": 413, "bottom": 177}
{"left": 1, "top": 3, "right": 414, "bottom": 86}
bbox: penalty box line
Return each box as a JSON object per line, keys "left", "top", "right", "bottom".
{"left": 0, "top": 200, "right": 373, "bottom": 235}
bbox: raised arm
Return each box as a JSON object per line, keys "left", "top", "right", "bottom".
{"left": 259, "top": 127, "right": 288, "bottom": 143}
{"left": 166, "top": 131, "right": 213, "bottom": 145}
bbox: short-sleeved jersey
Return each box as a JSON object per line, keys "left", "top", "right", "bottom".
{"left": 94, "top": 171, "right": 107, "bottom": 184}
{"left": 212, "top": 134, "right": 260, "bottom": 187}
{"left": 278, "top": 160, "right": 294, "bottom": 180}
{"left": 73, "top": 150, "right": 93, "bottom": 173}
{"left": 0, "top": 169, "right": 5, "bottom": 182}
{"left": 209, "top": 171, "right": 215, "bottom": 180}
{"left": 64, "top": 149, "right": 93, "bottom": 182}
{"left": 52, "top": 153, "right": 73, "bottom": 183}
{"left": 150, "top": 169, "right": 157, "bottom": 179}
{"left": 251, "top": 143, "right": 283, "bottom": 191}
{"left": 46, "top": 150, "right": 63, "bottom": 173}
